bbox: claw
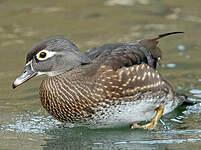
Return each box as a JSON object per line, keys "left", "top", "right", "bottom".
{"left": 131, "top": 104, "right": 165, "bottom": 131}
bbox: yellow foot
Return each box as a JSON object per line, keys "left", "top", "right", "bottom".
{"left": 131, "top": 104, "right": 165, "bottom": 131}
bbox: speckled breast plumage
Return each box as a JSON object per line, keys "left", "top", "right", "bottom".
{"left": 39, "top": 62, "right": 180, "bottom": 126}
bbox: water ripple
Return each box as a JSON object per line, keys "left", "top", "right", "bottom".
{"left": 129, "top": 138, "right": 201, "bottom": 144}
{"left": 0, "top": 111, "right": 59, "bottom": 134}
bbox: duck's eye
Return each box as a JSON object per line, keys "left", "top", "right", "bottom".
{"left": 36, "top": 50, "right": 49, "bottom": 61}
{"left": 36, "top": 50, "right": 56, "bottom": 61}
{"left": 39, "top": 52, "right": 47, "bottom": 59}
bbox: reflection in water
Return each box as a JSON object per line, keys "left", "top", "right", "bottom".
{"left": 42, "top": 123, "right": 201, "bottom": 150}
{"left": 43, "top": 127, "right": 157, "bottom": 150}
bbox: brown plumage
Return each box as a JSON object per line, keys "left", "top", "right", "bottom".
{"left": 13, "top": 32, "right": 185, "bottom": 128}
{"left": 85, "top": 32, "right": 183, "bottom": 68}
{"left": 40, "top": 63, "right": 172, "bottom": 123}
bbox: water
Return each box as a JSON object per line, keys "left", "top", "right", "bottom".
{"left": 0, "top": 0, "right": 201, "bottom": 149}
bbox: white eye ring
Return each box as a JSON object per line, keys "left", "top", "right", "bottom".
{"left": 36, "top": 50, "right": 56, "bottom": 61}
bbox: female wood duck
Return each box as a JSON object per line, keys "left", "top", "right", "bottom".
{"left": 12, "top": 32, "right": 185, "bottom": 130}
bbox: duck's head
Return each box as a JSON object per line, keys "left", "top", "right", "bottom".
{"left": 12, "top": 37, "right": 91, "bottom": 88}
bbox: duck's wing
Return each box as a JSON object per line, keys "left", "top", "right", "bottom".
{"left": 94, "top": 63, "right": 171, "bottom": 101}
{"left": 85, "top": 32, "right": 183, "bottom": 69}
{"left": 82, "top": 32, "right": 183, "bottom": 100}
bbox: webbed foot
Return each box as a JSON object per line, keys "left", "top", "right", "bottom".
{"left": 131, "top": 104, "right": 165, "bottom": 131}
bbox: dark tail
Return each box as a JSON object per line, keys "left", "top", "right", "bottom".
{"left": 154, "top": 32, "right": 184, "bottom": 40}
{"left": 176, "top": 93, "right": 199, "bottom": 105}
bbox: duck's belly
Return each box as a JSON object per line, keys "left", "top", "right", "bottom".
{"left": 93, "top": 101, "right": 156, "bottom": 127}
{"left": 82, "top": 97, "right": 176, "bottom": 128}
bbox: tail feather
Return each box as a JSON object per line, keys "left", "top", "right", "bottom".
{"left": 176, "top": 93, "right": 200, "bottom": 105}
{"left": 156, "top": 32, "right": 184, "bottom": 40}
{"left": 140, "top": 31, "right": 184, "bottom": 59}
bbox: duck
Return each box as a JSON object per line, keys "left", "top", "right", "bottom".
{"left": 12, "top": 32, "right": 185, "bottom": 130}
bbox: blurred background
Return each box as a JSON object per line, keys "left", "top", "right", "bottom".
{"left": 0, "top": 0, "right": 201, "bottom": 149}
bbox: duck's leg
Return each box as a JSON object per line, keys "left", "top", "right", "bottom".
{"left": 131, "top": 104, "right": 165, "bottom": 131}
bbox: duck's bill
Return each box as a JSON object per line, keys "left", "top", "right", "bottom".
{"left": 12, "top": 63, "right": 37, "bottom": 89}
